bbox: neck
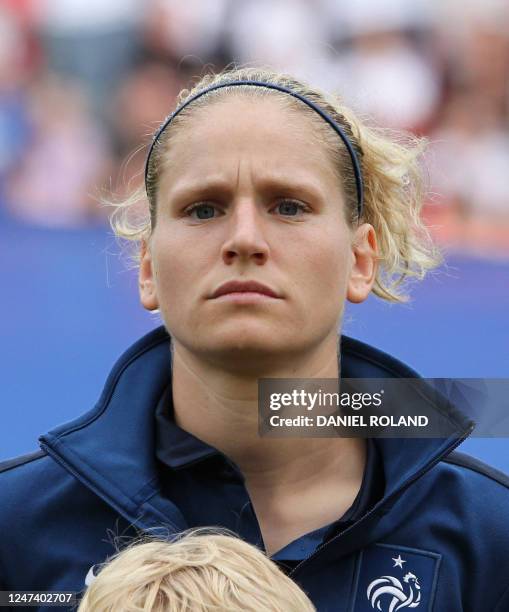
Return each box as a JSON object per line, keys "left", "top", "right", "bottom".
{"left": 170, "top": 332, "right": 364, "bottom": 491}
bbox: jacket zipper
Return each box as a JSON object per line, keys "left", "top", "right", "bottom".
{"left": 288, "top": 425, "right": 475, "bottom": 578}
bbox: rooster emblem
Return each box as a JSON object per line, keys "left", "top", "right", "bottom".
{"left": 367, "top": 572, "right": 421, "bottom": 611}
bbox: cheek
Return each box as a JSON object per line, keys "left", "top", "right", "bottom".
{"left": 286, "top": 228, "right": 352, "bottom": 300}
{"left": 150, "top": 228, "right": 210, "bottom": 310}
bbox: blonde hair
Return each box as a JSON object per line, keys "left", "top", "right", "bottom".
{"left": 77, "top": 530, "right": 316, "bottom": 612}
{"left": 110, "top": 66, "right": 441, "bottom": 302}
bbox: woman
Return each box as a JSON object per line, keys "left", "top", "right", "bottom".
{"left": 1, "top": 67, "right": 508, "bottom": 611}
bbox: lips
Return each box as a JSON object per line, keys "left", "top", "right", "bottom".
{"left": 210, "top": 280, "right": 281, "bottom": 299}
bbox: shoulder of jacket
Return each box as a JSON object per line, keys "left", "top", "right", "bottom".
{"left": 0, "top": 449, "right": 47, "bottom": 475}
{"left": 0, "top": 448, "right": 80, "bottom": 528}
{"left": 441, "top": 450, "right": 509, "bottom": 491}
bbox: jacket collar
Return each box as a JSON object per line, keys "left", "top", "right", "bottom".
{"left": 39, "top": 326, "right": 474, "bottom": 537}
{"left": 154, "top": 385, "right": 220, "bottom": 469}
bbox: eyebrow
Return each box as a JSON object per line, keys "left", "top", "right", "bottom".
{"left": 163, "top": 172, "right": 328, "bottom": 207}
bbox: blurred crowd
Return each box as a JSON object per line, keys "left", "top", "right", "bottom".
{"left": 1, "top": 0, "right": 508, "bottom": 254}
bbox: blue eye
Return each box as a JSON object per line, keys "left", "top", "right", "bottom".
{"left": 186, "top": 203, "right": 217, "bottom": 220}
{"left": 274, "top": 200, "right": 307, "bottom": 216}
{"left": 184, "top": 200, "right": 308, "bottom": 220}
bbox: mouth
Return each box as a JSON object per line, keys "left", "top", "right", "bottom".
{"left": 209, "top": 280, "right": 282, "bottom": 300}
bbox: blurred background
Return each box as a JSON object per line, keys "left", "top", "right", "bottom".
{"left": 0, "top": 0, "right": 508, "bottom": 468}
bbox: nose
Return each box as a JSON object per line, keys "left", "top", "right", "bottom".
{"left": 221, "top": 198, "right": 270, "bottom": 266}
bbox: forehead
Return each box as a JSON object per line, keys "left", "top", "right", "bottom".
{"left": 158, "top": 95, "right": 342, "bottom": 195}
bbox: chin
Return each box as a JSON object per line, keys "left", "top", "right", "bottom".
{"left": 179, "top": 326, "right": 302, "bottom": 363}
{"left": 207, "top": 331, "right": 289, "bottom": 355}
{"left": 167, "top": 315, "right": 336, "bottom": 363}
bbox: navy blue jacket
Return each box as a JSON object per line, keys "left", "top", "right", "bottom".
{"left": 1, "top": 326, "right": 509, "bottom": 611}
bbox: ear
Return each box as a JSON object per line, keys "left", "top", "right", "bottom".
{"left": 139, "top": 239, "right": 159, "bottom": 311}
{"left": 347, "top": 223, "right": 378, "bottom": 304}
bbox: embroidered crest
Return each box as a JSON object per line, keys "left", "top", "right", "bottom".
{"left": 352, "top": 544, "right": 441, "bottom": 612}
{"left": 367, "top": 571, "right": 421, "bottom": 611}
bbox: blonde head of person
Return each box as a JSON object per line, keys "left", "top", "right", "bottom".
{"left": 77, "top": 530, "right": 316, "bottom": 612}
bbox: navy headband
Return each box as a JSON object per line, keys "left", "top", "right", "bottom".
{"left": 145, "top": 80, "right": 364, "bottom": 219}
